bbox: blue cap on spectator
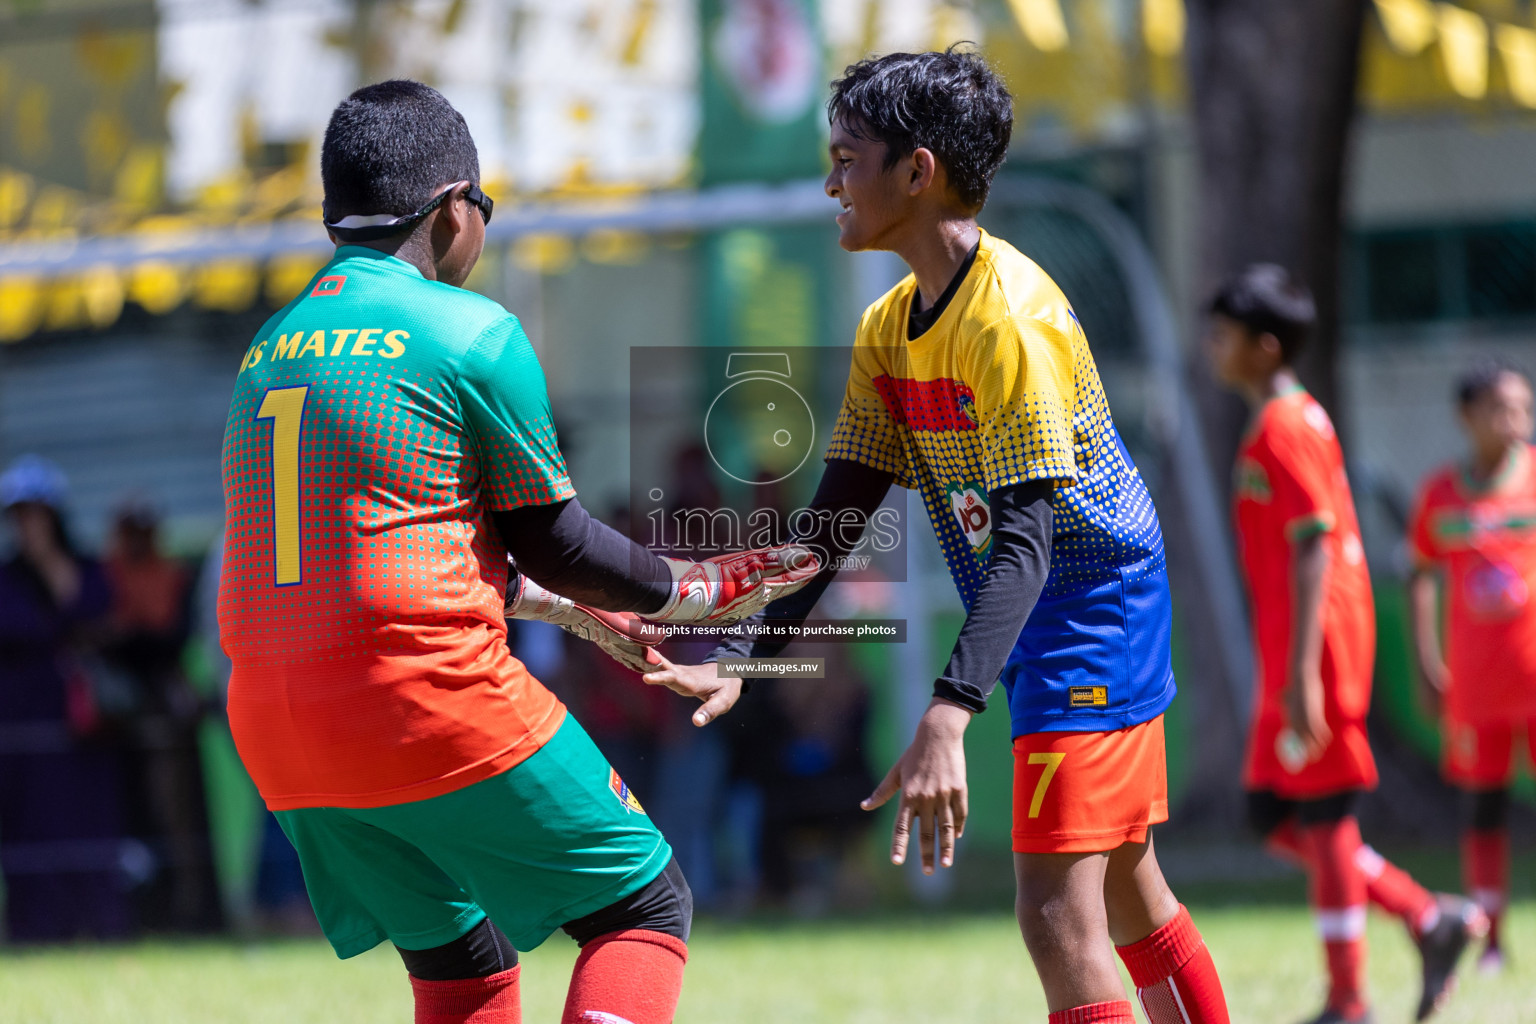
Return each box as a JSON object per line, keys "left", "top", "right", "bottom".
{"left": 0, "top": 454, "right": 68, "bottom": 510}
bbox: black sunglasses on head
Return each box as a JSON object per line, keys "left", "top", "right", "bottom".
{"left": 326, "top": 181, "right": 494, "bottom": 242}
{"left": 460, "top": 183, "right": 494, "bottom": 226}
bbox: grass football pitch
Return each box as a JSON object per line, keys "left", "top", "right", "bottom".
{"left": 1, "top": 902, "right": 1531, "bottom": 1024}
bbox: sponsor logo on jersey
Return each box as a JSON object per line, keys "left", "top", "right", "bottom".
{"left": 609, "top": 767, "right": 645, "bottom": 814}
{"left": 1068, "top": 685, "right": 1108, "bottom": 707}
{"left": 956, "top": 388, "right": 978, "bottom": 426}
{"left": 946, "top": 479, "right": 992, "bottom": 554}
{"left": 1430, "top": 505, "right": 1536, "bottom": 546}
{"left": 871, "top": 375, "right": 979, "bottom": 432}
{"left": 311, "top": 274, "right": 346, "bottom": 297}
{"left": 1465, "top": 559, "right": 1529, "bottom": 619}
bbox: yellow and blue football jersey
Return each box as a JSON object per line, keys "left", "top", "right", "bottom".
{"left": 826, "top": 230, "right": 1176, "bottom": 735}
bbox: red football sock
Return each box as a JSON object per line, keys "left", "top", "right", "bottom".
{"left": 1354, "top": 843, "right": 1438, "bottom": 936}
{"left": 1322, "top": 940, "right": 1365, "bottom": 1016}
{"left": 411, "top": 965, "right": 521, "bottom": 1024}
{"left": 1301, "top": 818, "right": 1369, "bottom": 1017}
{"left": 1275, "top": 821, "right": 1434, "bottom": 924}
{"left": 562, "top": 929, "right": 687, "bottom": 1024}
{"left": 1273, "top": 819, "right": 1438, "bottom": 939}
{"left": 1463, "top": 828, "right": 1509, "bottom": 948}
{"left": 1047, "top": 1001, "right": 1137, "bottom": 1024}
{"left": 1264, "top": 819, "right": 1307, "bottom": 867}
{"left": 1116, "top": 904, "right": 1231, "bottom": 1024}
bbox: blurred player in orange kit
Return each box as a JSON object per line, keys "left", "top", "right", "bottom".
{"left": 1408, "top": 361, "right": 1536, "bottom": 973}
{"left": 1207, "top": 264, "right": 1485, "bottom": 1024}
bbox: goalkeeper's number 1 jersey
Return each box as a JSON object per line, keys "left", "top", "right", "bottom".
{"left": 219, "top": 246, "right": 573, "bottom": 811}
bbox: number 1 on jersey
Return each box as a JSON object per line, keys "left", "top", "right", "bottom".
{"left": 256, "top": 386, "right": 309, "bottom": 586}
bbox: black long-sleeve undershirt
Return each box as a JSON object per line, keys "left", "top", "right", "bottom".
{"left": 705, "top": 458, "right": 896, "bottom": 663}
{"left": 705, "top": 459, "right": 1055, "bottom": 714}
{"left": 494, "top": 497, "right": 672, "bottom": 614}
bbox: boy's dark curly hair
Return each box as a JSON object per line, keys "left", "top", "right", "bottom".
{"left": 321, "top": 79, "right": 479, "bottom": 222}
{"left": 1456, "top": 358, "right": 1529, "bottom": 408}
{"left": 1209, "top": 264, "right": 1316, "bottom": 364}
{"left": 828, "top": 47, "right": 1013, "bottom": 211}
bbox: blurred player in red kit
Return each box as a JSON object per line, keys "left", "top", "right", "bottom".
{"left": 1207, "top": 264, "right": 1485, "bottom": 1024}
{"left": 1408, "top": 361, "right": 1536, "bottom": 973}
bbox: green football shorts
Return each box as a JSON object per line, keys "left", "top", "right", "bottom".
{"left": 274, "top": 712, "right": 671, "bottom": 957}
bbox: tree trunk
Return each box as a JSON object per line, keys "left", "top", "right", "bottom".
{"left": 1185, "top": 0, "right": 1369, "bottom": 445}
{"left": 1168, "top": 1, "right": 1368, "bottom": 824}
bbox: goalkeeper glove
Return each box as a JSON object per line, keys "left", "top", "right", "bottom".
{"left": 505, "top": 574, "right": 666, "bottom": 673}
{"left": 645, "top": 545, "right": 819, "bottom": 625}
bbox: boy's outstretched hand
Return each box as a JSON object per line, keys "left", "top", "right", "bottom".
{"left": 862, "top": 698, "right": 972, "bottom": 875}
{"left": 642, "top": 653, "right": 745, "bottom": 727}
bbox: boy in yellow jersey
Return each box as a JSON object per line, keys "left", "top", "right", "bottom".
{"left": 644, "top": 49, "right": 1229, "bottom": 1024}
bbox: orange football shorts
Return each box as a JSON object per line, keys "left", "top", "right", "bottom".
{"left": 1011, "top": 715, "right": 1168, "bottom": 854}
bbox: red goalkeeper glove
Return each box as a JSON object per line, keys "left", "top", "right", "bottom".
{"left": 644, "top": 545, "right": 820, "bottom": 625}
{"left": 505, "top": 575, "right": 666, "bottom": 673}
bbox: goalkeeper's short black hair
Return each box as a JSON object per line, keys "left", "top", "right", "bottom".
{"left": 1456, "top": 358, "right": 1529, "bottom": 409}
{"left": 321, "top": 80, "right": 480, "bottom": 222}
{"left": 828, "top": 47, "right": 1013, "bottom": 212}
{"left": 1209, "top": 263, "right": 1316, "bottom": 365}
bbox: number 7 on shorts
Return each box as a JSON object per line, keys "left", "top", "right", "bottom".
{"left": 1026, "top": 752, "right": 1065, "bottom": 818}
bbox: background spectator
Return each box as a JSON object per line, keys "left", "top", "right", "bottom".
{"left": 102, "top": 501, "right": 222, "bottom": 933}
{"left": 0, "top": 455, "right": 136, "bottom": 942}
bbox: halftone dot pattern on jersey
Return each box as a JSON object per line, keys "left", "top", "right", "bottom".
{"left": 478, "top": 414, "right": 572, "bottom": 508}
{"left": 825, "top": 236, "right": 1165, "bottom": 610}
{"left": 977, "top": 397, "right": 1078, "bottom": 489}
{"left": 222, "top": 360, "right": 520, "bottom": 662}
{"left": 828, "top": 396, "right": 915, "bottom": 487}
{"left": 218, "top": 247, "right": 572, "bottom": 810}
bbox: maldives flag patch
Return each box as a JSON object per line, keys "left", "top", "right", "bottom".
{"left": 311, "top": 274, "right": 346, "bottom": 297}
{"left": 609, "top": 767, "right": 645, "bottom": 814}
